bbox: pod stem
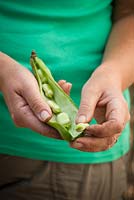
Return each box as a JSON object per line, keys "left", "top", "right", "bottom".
{"left": 31, "top": 50, "right": 37, "bottom": 59}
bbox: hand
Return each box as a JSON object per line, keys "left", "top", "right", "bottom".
{"left": 0, "top": 53, "right": 71, "bottom": 139}
{"left": 70, "top": 67, "right": 130, "bottom": 152}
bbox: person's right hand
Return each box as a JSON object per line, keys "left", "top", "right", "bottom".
{"left": 0, "top": 52, "right": 71, "bottom": 139}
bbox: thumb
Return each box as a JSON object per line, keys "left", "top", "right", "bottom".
{"left": 76, "top": 83, "right": 100, "bottom": 123}
{"left": 23, "top": 82, "right": 52, "bottom": 122}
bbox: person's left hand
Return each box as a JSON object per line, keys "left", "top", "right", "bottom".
{"left": 70, "top": 67, "right": 130, "bottom": 152}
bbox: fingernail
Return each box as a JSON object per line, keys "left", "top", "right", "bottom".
{"left": 73, "top": 142, "right": 83, "bottom": 149}
{"left": 40, "top": 110, "right": 50, "bottom": 121}
{"left": 77, "top": 115, "right": 87, "bottom": 123}
{"left": 67, "top": 83, "right": 72, "bottom": 87}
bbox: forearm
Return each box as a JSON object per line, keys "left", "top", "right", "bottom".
{"left": 99, "top": 14, "right": 134, "bottom": 90}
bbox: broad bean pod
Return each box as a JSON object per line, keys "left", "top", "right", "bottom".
{"left": 30, "top": 51, "right": 89, "bottom": 141}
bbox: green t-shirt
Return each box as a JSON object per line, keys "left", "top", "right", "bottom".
{"left": 0, "top": 0, "right": 130, "bottom": 163}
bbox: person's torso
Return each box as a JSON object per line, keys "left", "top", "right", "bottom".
{"left": 0, "top": 0, "right": 130, "bottom": 163}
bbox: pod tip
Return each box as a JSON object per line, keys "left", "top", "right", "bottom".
{"left": 31, "top": 50, "right": 36, "bottom": 58}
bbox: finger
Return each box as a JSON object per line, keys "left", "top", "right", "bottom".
{"left": 94, "top": 106, "right": 106, "bottom": 124}
{"left": 76, "top": 82, "right": 101, "bottom": 123}
{"left": 85, "top": 120, "right": 124, "bottom": 138}
{"left": 85, "top": 97, "right": 130, "bottom": 137}
{"left": 70, "top": 135, "right": 118, "bottom": 152}
{"left": 58, "top": 80, "right": 72, "bottom": 95}
{"left": 106, "top": 97, "right": 130, "bottom": 125}
{"left": 58, "top": 80, "right": 66, "bottom": 86}
{"left": 22, "top": 80, "right": 52, "bottom": 122}
{"left": 61, "top": 82, "right": 72, "bottom": 95}
{"left": 86, "top": 105, "right": 129, "bottom": 137}
{"left": 10, "top": 93, "right": 61, "bottom": 139}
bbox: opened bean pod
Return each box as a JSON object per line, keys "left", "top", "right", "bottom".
{"left": 30, "top": 51, "right": 89, "bottom": 141}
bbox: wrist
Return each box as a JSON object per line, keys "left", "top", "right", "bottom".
{"left": 100, "top": 60, "right": 133, "bottom": 90}
{"left": 90, "top": 63, "right": 122, "bottom": 92}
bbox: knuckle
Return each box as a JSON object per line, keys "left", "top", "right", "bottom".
{"left": 13, "top": 114, "right": 23, "bottom": 127}
{"left": 11, "top": 109, "right": 27, "bottom": 127}
{"left": 115, "top": 122, "right": 124, "bottom": 133}
{"left": 80, "top": 102, "right": 90, "bottom": 112}
{"left": 107, "top": 137, "right": 114, "bottom": 146}
{"left": 106, "top": 136, "right": 118, "bottom": 149}
{"left": 82, "top": 83, "right": 98, "bottom": 96}
{"left": 103, "top": 140, "right": 113, "bottom": 150}
{"left": 31, "top": 98, "right": 44, "bottom": 112}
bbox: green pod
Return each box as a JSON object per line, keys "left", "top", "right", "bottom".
{"left": 37, "top": 69, "right": 47, "bottom": 83}
{"left": 30, "top": 51, "right": 88, "bottom": 141}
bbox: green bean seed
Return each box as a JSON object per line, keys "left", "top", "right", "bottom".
{"left": 37, "top": 69, "right": 47, "bottom": 83}
{"left": 75, "top": 123, "right": 89, "bottom": 132}
{"left": 42, "top": 83, "right": 53, "bottom": 98}
{"left": 57, "top": 112, "right": 71, "bottom": 128}
{"left": 47, "top": 100, "right": 61, "bottom": 113}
